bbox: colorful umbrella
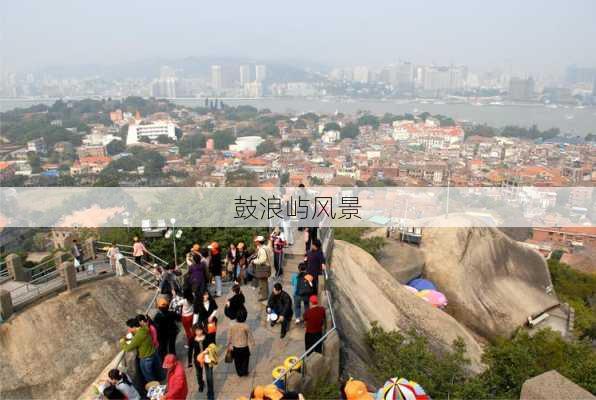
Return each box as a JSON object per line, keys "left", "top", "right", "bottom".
{"left": 416, "top": 289, "right": 447, "bottom": 308}
{"left": 375, "top": 377, "right": 430, "bottom": 400}
{"left": 407, "top": 278, "right": 437, "bottom": 291}
{"left": 404, "top": 285, "right": 418, "bottom": 294}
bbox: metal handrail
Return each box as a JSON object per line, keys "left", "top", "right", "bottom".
{"left": 272, "top": 227, "right": 336, "bottom": 389}
{"left": 122, "top": 257, "right": 160, "bottom": 289}
{"left": 96, "top": 241, "right": 169, "bottom": 267}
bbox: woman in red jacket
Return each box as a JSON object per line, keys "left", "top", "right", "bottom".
{"left": 162, "top": 354, "right": 188, "bottom": 400}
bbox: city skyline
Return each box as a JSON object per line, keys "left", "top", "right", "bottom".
{"left": 2, "top": 0, "right": 596, "bottom": 74}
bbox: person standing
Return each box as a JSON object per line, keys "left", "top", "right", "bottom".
{"left": 224, "top": 284, "right": 246, "bottom": 320}
{"left": 106, "top": 242, "right": 122, "bottom": 275}
{"left": 252, "top": 236, "right": 272, "bottom": 301}
{"left": 305, "top": 239, "right": 326, "bottom": 294}
{"left": 132, "top": 237, "right": 148, "bottom": 266}
{"left": 208, "top": 242, "right": 222, "bottom": 297}
{"left": 188, "top": 323, "right": 214, "bottom": 399}
{"left": 120, "top": 318, "right": 161, "bottom": 383}
{"left": 71, "top": 239, "right": 83, "bottom": 272}
{"left": 303, "top": 295, "right": 326, "bottom": 355}
{"left": 292, "top": 262, "right": 314, "bottom": 324}
{"left": 160, "top": 265, "right": 180, "bottom": 299}
{"left": 178, "top": 289, "right": 194, "bottom": 350}
{"left": 186, "top": 256, "right": 208, "bottom": 299}
{"left": 227, "top": 307, "right": 254, "bottom": 377}
{"left": 153, "top": 297, "right": 180, "bottom": 360}
{"left": 226, "top": 243, "right": 238, "bottom": 282}
{"left": 267, "top": 282, "right": 293, "bottom": 338}
{"left": 193, "top": 291, "right": 218, "bottom": 345}
{"left": 162, "top": 354, "right": 188, "bottom": 400}
{"left": 235, "top": 242, "right": 248, "bottom": 285}
{"left": 270, "top": 227, "right": 286, "bottom": 278}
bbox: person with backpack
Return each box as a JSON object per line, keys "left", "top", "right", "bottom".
{"left": 292, "top": 262, "right": 314, "bottom": 324}
{"left": 153, "top": 297, "right": 180, "bottom": 360}
{"left": 252, "top": 236, "right": 271, "bottom": 301}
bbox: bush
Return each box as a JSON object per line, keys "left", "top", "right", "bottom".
{"left": 366, "top": 325, "right": 596, "bottom": 399}
{"left": 334, "top": 228, "right": 385, "bottom": 259}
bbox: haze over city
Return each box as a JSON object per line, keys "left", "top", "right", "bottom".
{"left": 2, "top": 0, "right": 596, "bottom": 74}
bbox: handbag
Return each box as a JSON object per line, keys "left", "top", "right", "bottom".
{"left": 224, "top": 346, "right": 233, "bottom": 363}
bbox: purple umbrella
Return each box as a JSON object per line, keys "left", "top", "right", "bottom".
{"left": 407, "top": 278, "right": 437, "bottom": 291}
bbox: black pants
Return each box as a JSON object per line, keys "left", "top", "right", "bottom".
{"left": 280, "top": 317, "right": 290, "bottom": 337}
{"left": 232, "top": 346, "right": 251, "bottom": 376}
{"left": 306, "top": 227, "right": 318, "bottom": 252}
{"left": 135, "top": 255, "right": 143, "bottom": 265}
{"left": 158, "top": 332, "right": 177, "bottom": 360}
{"left": 274, "top": 252, "right": 284, "bottom": 277}
{"left": 305, "top": 331, "right": 323, "bottom": 355}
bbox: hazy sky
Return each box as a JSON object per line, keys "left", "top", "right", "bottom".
{"left": 2, "top": 0, "right": 596, "bottom": 74}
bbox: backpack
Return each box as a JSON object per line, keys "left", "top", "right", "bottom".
{"left": 297, "top": 273, "right": 314, "bottom": 297}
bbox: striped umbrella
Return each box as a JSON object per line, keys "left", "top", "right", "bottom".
{"left": 375, "top": 378, "right": 430, "bottom": 400}
{"left": 416, "top": 289, "right": 448, "bottom": 308}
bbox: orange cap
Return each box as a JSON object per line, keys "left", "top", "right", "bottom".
{"left": 345, "top": 380, "right": 373, "bottom": 400}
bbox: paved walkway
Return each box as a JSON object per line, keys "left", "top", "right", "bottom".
{"left": 181, "top": 236, "right": 307, "bottom": 399}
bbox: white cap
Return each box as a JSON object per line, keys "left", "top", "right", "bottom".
{"left": 254, "top": 235, "right": 265, "bottom": 243}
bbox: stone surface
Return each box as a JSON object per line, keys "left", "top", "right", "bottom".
{"left": 0, "top": 276, "right": 152, "bottom": 399}
{"left": 520, "top": 370, "right": 595, "bottom": 400}
{"left": 329, "top": 240, "right": 484, "bottom": 386}
{"left": 420, "top": 226, "right": 560, "bottom": 339}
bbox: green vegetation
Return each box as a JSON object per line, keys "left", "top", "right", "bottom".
{"left": 334, "top": 228, "right": 385, "bottom": 258}
{"left": 256, "top": 140, "right": 277, "bottom": 155}
{"left": 357, "top": 114, "right": 380, "bottom": 129}
{"left": 367, "top": 325, "right": 596, "bottom": 399}
{"left": 304, "top": 379, "right": 340, "bottom": 400}
{"left": 323, "top": 122, "right": 341, "bottom": 132}
{"left": 465, "top": 123, "right": 560, "bottom": 141}
{"left": 212, "top": 129, "right": 236, "bottom": 150}
{"left": 548, "top": 258, "right": 596, "bottom": 340}
{"left": 340, "top": 123, "right": 359, "bottom": 139}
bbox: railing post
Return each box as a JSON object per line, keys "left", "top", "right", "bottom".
{"left": 6, "top": 253, "right": 29, "bottom": 282}
{"left": 83, "top": 238, "right": 96, "bottom": 261}
{"left": 53, "top": 251, "right": 68, "bottom": 272}
{"left": 0, "top": 289, "right": 13, "bottom": 320}
{"left": 60, "top": 261, "right": 78, "bottom": 291}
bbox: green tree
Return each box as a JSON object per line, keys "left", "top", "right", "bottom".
{"left": 213, "top": 130, "right": 236, "bottom": 150}
{"left": 106, "top": 139, "right": 126, "bottom": 156}
{"left": 179, "top": 133, "right": 206, "bottom": 156}
{"left": 323, "top": 122, "right": 341, "bottom": 132}
{"left": 340, "top": 123, "right": 360, "bottom": 139}
{"left": 357, "top": 114, "right": 380, "bottom": 129}
{"left": 256, "top": 140, "right": 277, "bottom": 155}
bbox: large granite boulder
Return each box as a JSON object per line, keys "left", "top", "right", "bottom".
{"left": 420, "top": 226, "right": 559, "bottom": 339}
{"left": 329, "top": 240, "right": 484, "bottom": 386}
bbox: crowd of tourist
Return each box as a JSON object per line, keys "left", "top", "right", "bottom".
{"left": 97, "top": 226, "right": 328, "bottom": 400}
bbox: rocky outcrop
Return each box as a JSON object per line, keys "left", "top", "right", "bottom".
{"left": 329, "top": 240, "right": 484, "bottom": 386}
{"left": 0, "top": 277, "right": 153, "bottom": 399}
{"left": 420, "top": 227, "right": 559, "bottom": 339}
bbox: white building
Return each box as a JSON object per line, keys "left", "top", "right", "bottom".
{"left": 353, "top": 66, "right": 369, "bottom": 83}
{"left": 126, "top": 121, "right": 178, "bottom": 145}
{"left": 211, "top": 65, "right": 223, "bottom": 90}
{"left": 229, "top": 136, "right": 264, "bottom": 152}
{"left": 255, "top": 64, "right": 267, "bottom": 82}
{"left": 83, "top": 132, "right": 122, "bottom": 146}
{"left": 27, "top": 138, "right": 47, "bottom": 154}
{"left": 239, "top": 65, "right": 250, "bottom": 87}
{"left": 244, "top": 81, "right": 263, "bottom": 98}
{"left": 322, "top": 130, "right": 341, "bottom": 144}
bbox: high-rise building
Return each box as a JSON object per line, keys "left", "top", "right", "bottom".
{"left": 211, "top": 65, "right": 223, "bottom": 90}
{"left": 151, "top": 66, "right": 178, "bottom": 98}
{"left": 239, "top": 65, "right": 251, "bottom": 87}
{"left": 353, "top": 66, "right": 369, "bottom": 83}
{"left": 565, "top": 65, "right": 596, "bottom": 85}
{"left": 244, "top": 81, "right": 263, "bottom": 98}
{"left": 255, "top": 64, "right": 267, "bottom": 82}
{"left": 508, "top": 77, "right": 535, "bottom": 100}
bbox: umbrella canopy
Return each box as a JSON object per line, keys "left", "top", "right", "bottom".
{"left": 416, "top": 289, "right": 448, "bottom": 308}
{"left": 376, "top": 378, "right": 430, "bottom": 400}
{"left": 404, "top": 285, "right": 418, "bottom": 294}
{"left": 407, "top": 278, "right": 437, "bottom": 291}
